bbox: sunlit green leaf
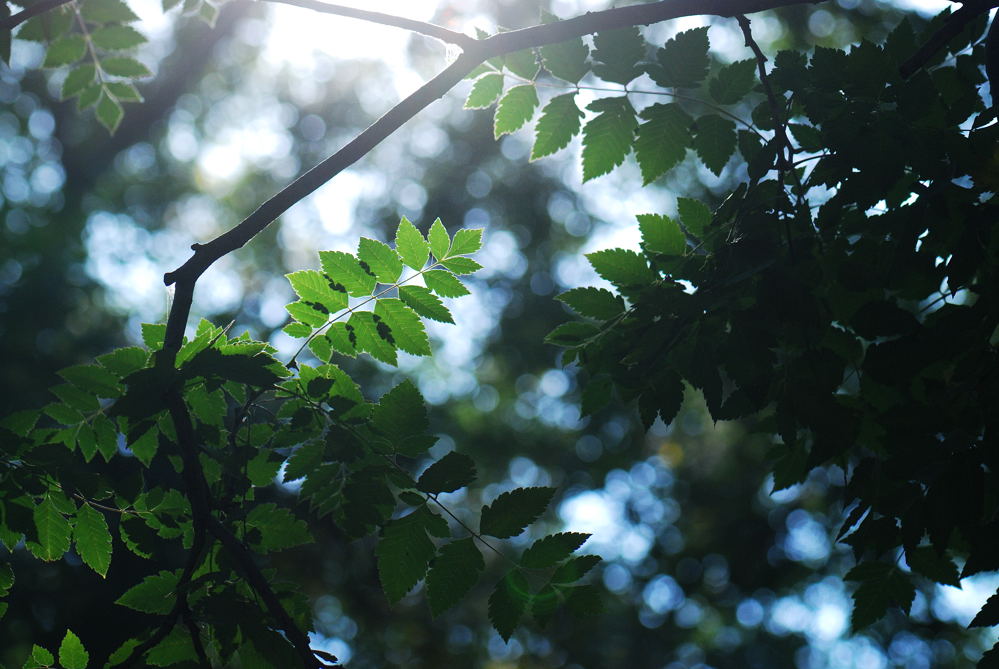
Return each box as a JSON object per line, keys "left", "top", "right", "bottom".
{"left": 556, "top": 287, "right": 625, "bottom": 320}
{"left": 43, "top": 35, "right": 86, "bottom": 68}
{"left": 91, "top": 24, "right": 146, "bottom": 50}
{"left": 74, "top": 503, "right": 112, "bottom": 577}
{"left": 29, "top": 495, "right": 72, "bottom": 561}
{"left": 358, "top": 237, "right": 403, "bottom": 284}
{"left": 637, "top": 213, "right": 686, "bottom": 255}
{"left": 634, "top": 102, "right": 693, "bottom": 184}
{"left": 58, "top": 629, "right": 89, "bottom": 669}
{"left": 374, "top": 298, "right": 430, "bottom": 356}
{"left": 95, "top": 91, "right": 124, "bottom": 133}
{"left": 319, "top": 250, "right": 376, "bottom": 297}
{"left": 465, "top": 72, "right": 503, "bottom": 109}
{"left": 80, "top": 0, "right": 139, "bottom": 22}
{"left": 582, "top": 96, "right": 637, "bottom": 181}
{"left": 101, "top": 57, "right": 151, "bottom": 78}
{"left": 532, "top": 93, "right": 583, "bottom": 160}
{"left": 494, "top": 84, "right": 539, "bottom": 139}
{"left": 399, "top": 286, "right": 453, "bottom": 323}
{"left": 395, "top": 216, "right": 429, "bottom": 271}
{"left": 423, "top": 269, "right": 469, "bottom": 297}
{"left": 116, "top": 570, "right": 179, "bottom": 614}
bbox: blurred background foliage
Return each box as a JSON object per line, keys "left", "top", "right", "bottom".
{"left": 1, "top": 0, "right": 996, "bottom": 666}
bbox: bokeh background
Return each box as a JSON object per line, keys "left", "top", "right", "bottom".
{"left": 2, "top": 0, "right": 997, "bottom": 666}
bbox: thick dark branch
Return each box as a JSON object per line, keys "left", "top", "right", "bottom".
{"left": 1, "top": 0, "right": 72, "bottom": 30}
{"left": 899, "top": 0, "right": 998, "bottom": 78}
{"left": 208, "top": 516, "right": 320, "bottom": 668}
{"left": 162, "top": 0, "right": 822, "bottom": 351}
{"left": 259, "top": 0, "right": 474, "bottom": 48}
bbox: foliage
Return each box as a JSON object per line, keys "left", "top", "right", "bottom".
{"left": 3, "top": 0, "right": 999, "bottom": 666}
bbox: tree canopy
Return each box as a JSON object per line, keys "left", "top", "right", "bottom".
{"left": 1, "top": 0, "right": 998, "bottom": 667}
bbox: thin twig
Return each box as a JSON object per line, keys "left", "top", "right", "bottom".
{"left": 259, "top": 0, "right": 474, "bottom": 48}
{"left": 1, "top": 0, "right": 72, "bottom": 30}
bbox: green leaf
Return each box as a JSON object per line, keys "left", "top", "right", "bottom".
{"left": 286, "top": 300, "right": 329, "bottom": 328}
{"left": 76, "top": 83, "right": 101, "bottom": 111}
{"left": 648, "top": 27, "right": 710, "bottom": 88}
{"left": 42, "top": 35, "right": 86, "bottom": 68}
{"left": 59, "top": 364, "right": 121, "bottom": 398}
{"left": 399, "top": 286, "right": 453, "bottom": 324}
{"left": 638, "top": 214, "right": 686, "bottom": 255}
{"left": 80, "top": 0, "right": 139, "bottom": 22}
{"left": 319, "top": 250, "right": 376, "bottom": 297}
{"left": 101, "top": 57, "right": 151, "bottom": 78}
{"left": 116, "top": 570, "right": 179, "bottom": 614}
{"left": 556, "top": 287, "right": 625, "bottom": 320}
{"left": 693, "top": 114, "right": 737, "bottom": 175}
{"left": 586, "top": 248, "right": 656, "bottom": 288}
{"left": 539, "top": 14, "right": 589, "bottom": 83}
{"left": 417, "top": 452, "right": 476, "bottom": 494}
{"left": 61, "top": 64, "right": 96, "bottom": 99}
{"left": 74, "top": 504, "right": 112, "bottom": 577}
{"left": 97, "top": 346, "right": 148, "bottom": 378}
{"left": 377, "top": 508, "right": 438, "bottom": 603}
{"left": 358, "top": 237, "right": 404, "bottom": 284}
{"left": 327, "top": 322, "right": 358, "bottom": 358}
{"left": 551, "top": 554, "right": 602, "bottom": 583}
{"left": 531, "top": 93, "right": 584, "bottom": 160}
{"left": 582, "top": 96, "right": 637, "bottom": 182}
{"left": 521, "top": 532, "right": 590, "bottom": 569}
{"left": 709, "top": 58, "right": 757, "bottom": 104}
{"left": 91, "top": 24, "right": 146, "bottom": 50}
{"left": 147, "top": 626, "right": 197, "bottom": 667}
{"left": 426, "top": 537, "right": 484, "bottom": 617}
{"left": 29, "top": 495, "right": 72, "bottom": 561}
{"left": 283, "top": 322, "right": 312, "bottom": 338}
{"left": 465, "top": 73, "right": 504, "bottom": 109}
{"left": 105, "top": 81, "right": 143, "bottom": 102}
{"left": 395, "top": 216, "right": 429, "bottom": 271}
{"left": 58, "top": 630, "right": 88, "bottom": 669}
{"left": 25, "top": 645, "right": 55, "bottom": 669}
{"left": 96, "top": 91, "right": 124, "bottom": 133}
{"left": 141, "top": 323, "right": 166, "bottom": 350}
{"left": 845, "top": 561, "right": 915, "bottom": 629}
{"left": 565, "top": 583, "right": 603, "bottom": 616}
{"left": 284, "top": 439, "right": 325, "bottom": 482}
{"left": 489, "top": 570, "right": 531, "bottom": 641}
{"left": 480, "top": 487, "right": 555, "bottom": 539}
{"left": 504, "top": 47, "right": 539, "bottom": 79}
{"left": 426, "top": 219, "right": 450, "bottom": 261}
{"left": 182, "top": 348, "right": 283, "bottom": 387}
{"left": 449, "top": 228, "right": 483, "bottom": 256}
{"left": 591, "top": 27, "right": 644, "bottom": 84}
{"left": 676, "top": 197, "right": 711, "bottom": 238}
{"left": 374, "top": 298, "right": 430, "bottom": 356}
{"left": 51, "top": 383, "right": 99, "bottom": 413}
{"left": 372, "top": 380, "right": 429, "bottom": 449}
{"left": 494, "top": 84, "right": 539, "bottom": 139}
{"left": 439, "top": 256, "right": 482, "bottom": 275}
{"left": 544, "top": 321, "right": 600, "bottom": 347}
{"left": 286, "top": 269, "right": 349, "bottom": 314}
{"left": 246, "top": 503, "right": 312, "bottom": 552}
{"left": 906, "top": 546, "right": 960, "bottom": 587}
{"left": 348, "top": 312, "right": 396, "bottom": 365}
{"left": 634, "top": 102, "right": 693, "bottom": 184}
{"left": 0, "top": 562, "right": 14, "bottom": 594}
{"left": 423, "top": 269, "right": 469, "bottom": 297}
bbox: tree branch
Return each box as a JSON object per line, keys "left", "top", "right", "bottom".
{"left": 899, "top": 0, "right": 998, "bottom": 78}
{"left": 208, "top": 515, "right": 321, "bottom": 668}
{"left": 161, "top": 0, "right": 821, "bottom": 351}
{"left": 1, "top": 0, "right": 72, "bottom": 31}
{"left": 258, "top": 0, "right": 474, "bottom": 48}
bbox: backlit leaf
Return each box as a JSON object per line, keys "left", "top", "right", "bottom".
{"left": 116, "top": 570, "right": 179, "bottom": 614}
{"left": 634, "top": 102, "right": 693, "bottom": 184}
{"left": 101, "top": 57, "right": 151, "bottom": 78}
{"left": 521, "top": 532, "right": 590, "bottom": 568}
{"left": 374, "top": 298, "right": 430, "bottom": 356}
{"left": 532, "top": 93, "right": 583, "bottom": 160}
{"left": 637, "top": 213, "right": 686, "bottom": 255}
{"left": 693, "top": 114, "right": 736, "bottom": 175}
{"left": 676, "top": 197, "right": 711, "bottom": 238}
{"left": 74, "top": 503, "right": 112, "bottom": 577}
{"left": 358, "top": 237, "right": 403, "bottom": 284}
{"left": 61, "top": 64, "right": 96, "bottom": 99}
{"left": 494, "top": 84, "right": 539, "bottom": 139}
{"left": 399, "top": 286, "right": 453, "bottom": 323}
{"left": 551, "top": 555, "right": 602, "bottom": 583}
{"left": 586, "top": 248, "right": 656, "bottom": 288}
{"left": 319, "top": 250, "right": 376, "bottom": 297}
{"left": 43, "top": 35, "right": 85, "bottom": 67}
{"left": 376, "top": 509, "right": 438, "bottom": 603}
{"left": 449, "top": 228, "right": 483, "bottom": 256}
{"left": 58, "top": 630, "right": 89, "bottom": 669}
{"left": 480, "top": 487, "right": 555, "bottom": 539}
{"left": 427, "top": 219, "right": 450, "bottom": 261}
{"left": 417, "top": 452, "right": 476, "bottom": 494}
{"left": 286, "top": 269, "right": 349, "bottom": 314}
{"left": 592, "top": 27, "right": 644, "bottom": 84}
{"left": 80, "top": 0, "right": 139, "bottom": 22}
{"left": 96, "top": 91, "right": 124, "bottom": 133}
{"left": 647, "top": 27, "right": 709, "bottom": 88}
{"left": 246, "top": 503, "right": 312, "bottom": 552}
{"left": 91, "top": 24, "right": 146, "bottom": 50}
{"left": 709, "top": 58, "right": 757, "bottom": 104}
{"left": 539, "top": 13, "right": 589, "bottom": 83}
{"left": 395, "top": 216, "right": 429, "bottom": 271}
{"left": 347, "top": 312, "right": 396, "bottom": 365}
{"left": 556, "top": 287, "right": 625, "bottom": 320}
{"left": 423, "top": 269, "right": 469, "bottom": 297}
{"left": 440, "top": 256, "right": 482, "bottom": 275}
{"left": 582, "top": 96, "right": 637, "bottom": 181}
{"left": 29, "top": 495, "right": 72, "bottom": 561}
{"left": 489, "top": 570, "right": 531, "bottom": 640}
{"left": 426, "top": 537, "right": 484, "bottom": 616}
{"left": 465, "top": 73, "right": 503, "bottom": 109}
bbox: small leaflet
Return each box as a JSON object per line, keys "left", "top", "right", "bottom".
{"left": 581, "top": 97, "right": 637, "bottom": 182}
{"left": 693, "top": 114, "right": 737, "bottom": 175}
{"left": 494, "top": 84, "right": 540, "bottom": 139}
{"left": 532, "top": 93, "right": 583, "bottom": 160}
